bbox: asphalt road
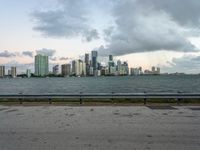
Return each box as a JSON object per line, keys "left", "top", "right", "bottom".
{"left": 0, "top": 105, "right": 200, "bottom": 150}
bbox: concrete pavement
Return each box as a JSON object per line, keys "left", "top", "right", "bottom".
{"left": 0, "top": 105, "right": 200, "bottom": 150}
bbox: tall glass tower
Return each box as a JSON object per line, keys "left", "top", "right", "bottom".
{"left": 91, "top": 51, "right": 98, "bottom": 71}
{"left": 35, "top": 54, "right": 49, "bottom": 76}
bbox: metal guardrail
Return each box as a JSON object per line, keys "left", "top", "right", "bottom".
{"left": 0, "top": 93, "right": 200, "bottom": 104}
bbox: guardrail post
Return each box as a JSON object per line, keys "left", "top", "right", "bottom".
{"left": 80, "top": 92, "right": 83, "bottom": 105}
{"left": 19, "top": 98, "right": 23, "bottom": 104}
{"left": 111, "top": 92, "right": 114, "bottom": 103}
{"left": 49, "top": 98, "right": 52, "bottom": 104}
{"left": 177, "top": 91, "right": 182, "bottom": 105}
{"left": 19, "top": 92, "right": 23, "bottom": 104}
{"left": 144, "top": 91, "right": 147, "bottom": 105}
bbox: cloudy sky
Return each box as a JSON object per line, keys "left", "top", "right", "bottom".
{"left": 1, "top": 0, "right": 200, "bottom": 73}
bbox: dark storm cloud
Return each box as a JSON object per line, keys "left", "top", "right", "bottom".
{"left": 50, "top": 57, "right": 57, "bottom": 61}
{"left": 32, "top": 0, "right": 99, "bottom": 41}
{"left": 84, "top": 29, "right": 99, "bottom": 42}
{"left": 0, "top": 50, "right": 16, "bottom": 57}
{"left": 36, "top": 48, "right": 56, "bottom": 57}
{"left": 163, "top": 55, "right": 200, "bottom": 74}
{"left": 22, "top": 51, "right": 33, "bottom": 57}
{"left": 59, "top": 57, "right": 69, "bottom": 61}
{"left": 103, "top": 26, "right": 114, "bottom": 40}
{"left": 31, "top": 0, "right": 200, "bottom": 55}
{"left": 138, "top": 0, "right": 200, "bottom": 27}
{"left": 98, "top": 0, "right": 200, "bottom": 56}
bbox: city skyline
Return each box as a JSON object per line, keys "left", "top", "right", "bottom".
{"left": 0, "top": 51, "right": 162, "bottom": 77}
{"left": 1, "top": 0, "right": 200, "bottom": 74}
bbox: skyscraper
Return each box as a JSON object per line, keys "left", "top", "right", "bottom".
{"left": 11, "top": 67, "right": 17, "bottom": 78}
{"left": 61, "top": 64, "right": 71, "bottom": 76}
{"left": 152, "top": 66, "right": 156, "bottom": 72}
{"left": 109, "top": 55, "right": 113, "bottom": 61}
{"left": 108, "top": 55, "right": 115, "bottom": 75}
{"left": 72, "top": 60, "right": 76, "bottom": 75}
{"left": 53, "top": 65, "right": 59, "bottom": 75}
{"left": 0, "top": 66, "right": 5, "bottom": 77}
{"left": 35, "top": 54, "right": 49, "bottom": 76}
{"left": 85, "top": 53, "right": 89, "bottom": 64}
{"left": 85, "top": 53, "right": 90, "bottom": 76}
{"left": 91, "top": 51, "right": 98, "bottom": 74}
{"left": 26, "top": 69, "right": 31, "bottom": 78}
{"left": 157, "top": 67, "right": 161, "bottom": 74}
{"left": 72, "top": 60, "right": 86, "bottom": 76}
{"left": 130, "top": 68, "right": 140, "bottom": 76}
{"left": 8, "top": 70, "right": 11, "bottom": 76}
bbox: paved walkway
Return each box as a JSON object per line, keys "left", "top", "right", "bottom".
{"left": 0, "top": 106, "right": 200, "bottom": 150}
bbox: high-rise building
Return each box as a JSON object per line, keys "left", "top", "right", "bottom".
{"left": 91, "top": 51, "right": 98, "bottom": 73}
{"left": 123, "top": 62, "right": 129, "bottom": 75}
{"left": 73, "top": 60, "right": 86, "bottom": 76}
{"left": 130, "top": 68, "right": 140, "bottom": 76}
{"left": 117, "top": 62, "right": 129, "bottom": 75}
{"left": 89, "top": 67, "right": 94, "bottom": 76}
{"left": 152, "top": 66, "right": 156, "bottom": 72}
{"left": 108, "top": 55, "right": 115, "bottom": 74}
{"left": 0, "top": 66, "right": 5, "bottom": 77}
{"left": 35, "top": 54, "right": 49, "bottom": 76}
{"left": 109, "top": 55, "right": 113, "bottom": 61}
{"left": 61, "top": 64, "right": 71, "bottom": 76}
{"left": 53, "top": 65, "right": 59, "bottom": 75}
{"left": 82, "top": 62, "right": 86, "bottom": 76}
{"left": 8, "top": 70, "right": 11, "bottom": 76}
{"left": 85, "top": 53, "right": 90, "bottom": 76}
{"left": 139, "top": 67, "right": 143, "bottom": 74}
{"left": 11, "top": 67, "right": 17, "bottom": 78}
{"left": 85, "top": 53, "right": 89, "bottom": 64}
{"left": 116, "top": 60, "right": 121, "bottom": 74}
{"left": 26, "top": 69, "right": 31, "bottom": 78}
{"left": 110, "top": 66, "right": 116, "bottom": 75}
{"left": 101, "top": 67, "right": 106, "bottom": 76}
{"left": 72, "top": 60, "right": 76, "bottom": 75}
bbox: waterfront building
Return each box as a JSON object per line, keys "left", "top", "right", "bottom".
{"left": 0, "top": 66, "right": 5, "bottom": 77}
{"left": 123, "top": 62, "right": 129, "bottom": 75}
{"left": 89, "top": 67, "right": 94, "bottom": 76}
{"left": 105, "top": 67, "right": 109, "bottom": 75}
{"left": 130, "top": 68, "right": 140, "bottom": 76}
{"left": 35, "top": 54, "right": 49, "bottom": 76}
{"left": 139, "top": 67, "right": 143, "bottom": 74}
{"left": 110, "top": 66, "right": 116, "bottom": 75}
{"left": 53, "top": 65, "right": 59, "bottom": 75}
{"left": 26, "top": 69, "right": 31, "bottom": 78}
{"left": 144, "top": 69, "right": 152, "bottom": 74}
{"left": 152, "top": 66, "right": 156, "bottom": 72}
{"left": 97, "top": 70, "right": 101, "bottom": 76}
{"left": 8, "top": 70, "right": 11, "bottom": 76}
{"left": 73, "top": 60, "right": 86, "bottom": 76}
{"left": 11, "top": 67, "right": 17, "bottom": 78}
{"left": 144, "top": 67, "right": 161, "bottom": 75}
{"left": 108, "top": 55, "right": 115, "bottom": 75}
{"left": 117, "top": 61, "right": 129, "bottom": 75}
{"left": 72, "top": 60, "right": 76, "bottom": 75}
{"left": 61, "top": 64, "right": 71, "bottom": 76}
{"left": 82, "top": 62, "right": 86, "bottom": 76}
{"left": 157, "top": 67, "right": 161, "bottom": 74}
{"left": 109, "top": 55, "right": 113, "bottom": 61}
{"left": 100, "top": 67, "right": 106, "bottom": 76}
{"left": 91, "top": 51, "right": 98, "bottom": 73}
{"left": 85, "top": 53, "right": 90, "bottom": 76}
{"left": 74, "top": 60, "right": 80, "bottom": 76}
